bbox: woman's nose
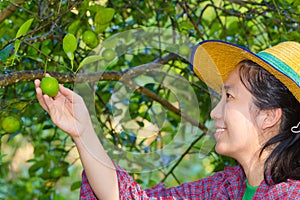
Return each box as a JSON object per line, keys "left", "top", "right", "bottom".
{"left": 210, "top": 100, "right": 223, "bottom": 120}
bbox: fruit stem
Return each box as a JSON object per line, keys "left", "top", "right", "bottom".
{"left": 44, "top": 60, "right": 48, "bottom": 76}
{"left": 71, "top": 59, "right": 74, "bottom": 73}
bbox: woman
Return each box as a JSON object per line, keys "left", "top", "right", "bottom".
{"left": 35, "top": 40, "right": 300, "bottom": 199}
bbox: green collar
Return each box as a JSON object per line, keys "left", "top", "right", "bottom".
{"left": 242, "top": 179, "right": 259, "bottom": 200}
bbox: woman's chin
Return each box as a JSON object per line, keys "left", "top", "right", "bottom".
{"left": 214, "top": 144, "right": 223, "bottom": 154}
{"left": 215, "top": 144, "right": 232, "bottom": 157}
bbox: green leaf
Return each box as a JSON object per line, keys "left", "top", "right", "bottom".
{"left": 29, "top": 160, "right": 47, "bottom": 175}
{"left": 41, "top": 39, "right": 52, "bottom": 55}
{"left": 95, "top": 23, "right": 110, "bottom": 33}
{"left": 14, "top": 40, "right": 21, "bottom": 55}
{"left": 54, "top": 194, "right": 67, "bottom": 200}
{"left": 286, "top": 0, "right": 295, "bottom": 3}
{"left": 16, "top": 18, "right": 34, "bottom": 38}
{"left": 94, "top": 7, "right": 115, "bottom": 25}
{"left": 13, "top": 18, "right": 34, "bottom": 57}
{"left": 178, "top": 20, "right": 194, "bottom": 31}
{"left": 78, "top": 55, "right": 102, "bottom": 69}
{"left": 70, "top": 181, "right": 81, "bottom": 191}
{"left": 0, "top": 44, "right": 13, "bottom": 62}
{"left": 293, "top": 0, "right": 300, "bottom": 6}
{"left": 63, "top": 33, "right": 77, "bottom": 58}
{"left": 66, "top": 52, "right": 74, "bottom": 61}
{"left": 68, "top": 20, "right": 81, "bottom": 35}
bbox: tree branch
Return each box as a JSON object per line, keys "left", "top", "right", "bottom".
{"left": 0, "top": 0, "right": 26, "bottom": 24}
{"left": 161, "top": 131, "right": 207, "bottom": 182}
{"left": 0, "top": 53, "right": 184, "bottom": 86}
{"left": 0, "top": 53, "right": 205, "bottom": 134}
{"left": 178, "top": 1, "right": 204, "bottom": 40}
{"left": 0, "top": 69, "right": 122, "bottom": 87}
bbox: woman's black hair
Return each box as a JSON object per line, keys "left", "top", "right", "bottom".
{"left": 238, "top": 59, "right": 300, "bottom": 184}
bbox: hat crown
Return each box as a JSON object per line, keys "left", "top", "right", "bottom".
{"left": 192, "top": 40, "right": 300, "bottom": 102}
{"left": 261, "top": 41, "right": 300, "bottom": 82}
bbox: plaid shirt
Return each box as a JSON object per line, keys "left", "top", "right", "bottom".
{"left": 80, "top": 164, "right": 300, "bottom": 199}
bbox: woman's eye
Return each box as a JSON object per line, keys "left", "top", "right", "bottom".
{"left": 226, "top": 93, "right": 233, "bottom": 99}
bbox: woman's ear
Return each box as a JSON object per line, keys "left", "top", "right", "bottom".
{"left": 258, "top": 108, "right": 282, "bottom": 130}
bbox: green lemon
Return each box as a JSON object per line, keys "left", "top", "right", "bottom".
{"left": 102, "top": 49, "right": 116, "bottom": 62}
{"left": 82, "top": 30, "right": 99, "bottom": 48}
{"left": 40, "top": 77, "right": 59, "bottom": 97}
{"left": 179, "top": 45, "right": 191, "bottom": 56}
{"left": 51, "top": 167, "right": 63, "bottom": 178}
{"left": 2, "top": 116, "right": 21, "bottom": 133}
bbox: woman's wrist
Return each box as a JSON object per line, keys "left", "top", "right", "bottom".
{"left": 72, "top": 124, "right": 96, "bottom": 143}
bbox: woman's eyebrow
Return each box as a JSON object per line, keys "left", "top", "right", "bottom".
{"left": 222, "top": 85, "right": 232, "bottom": 91}
{"left": 221, "top": 84, "right": 238, "bottom": 94}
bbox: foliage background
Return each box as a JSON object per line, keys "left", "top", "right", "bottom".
{"left": 0, "top": 0, "right": 299, "bottom": 199}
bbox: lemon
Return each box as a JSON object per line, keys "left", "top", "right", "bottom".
{"left": 51, "top": 167, "right": 63, "bottom": 178}
{"left": 40, "top": 77, "right": 59, "bottom": 97}
{"left": 102, "top": 49, "right": 116, "bottom": 62}
{"left": 82, "top": 30, "right": 99, "bottom": 48}
{"left": 179, "top": 45, "right": 191, "bottom": 56}
{"left": 2, "top": 116, "right": 21, "bottom": 133}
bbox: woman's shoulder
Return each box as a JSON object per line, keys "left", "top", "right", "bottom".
{"left": 259, "top": 179, "right": 300, "bottom": 199}
{"left": 271, "top": 179, "right": 300, "bottom": 190}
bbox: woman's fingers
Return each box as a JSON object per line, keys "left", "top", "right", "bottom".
{"left": 34, "top": 79, "right": 40, "bottom": 87}
{"left": 59, "top": 85, "right": 73, "bottom": 100}
{"left": 59, "top": 84, "right": 83, "bottom": 103}
{"left": 42, "top": 94, "right": 56, "bottom": 117}
{"left": 35, "top": 79, "right": 49, "bottom": 112}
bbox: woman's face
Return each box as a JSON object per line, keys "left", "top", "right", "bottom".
{"left": 210, "top": 66, "right": 262, "bottom": 161}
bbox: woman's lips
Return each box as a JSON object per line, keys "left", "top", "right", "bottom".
{"left": 214, "top": 128, "right": 226, "bottom": 139}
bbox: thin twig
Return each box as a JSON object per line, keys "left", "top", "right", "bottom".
{"left": 178, "top": 1, "right": 204, "bottom": 40}
{"left": 161, "top": 131, "right": 207, "bottom": 182}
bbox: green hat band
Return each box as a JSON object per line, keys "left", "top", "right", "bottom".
{"left": 257, "top": 52, "right": 300, "bottom": 87}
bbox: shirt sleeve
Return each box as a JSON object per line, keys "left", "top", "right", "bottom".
{"left": 79, "top": 162, "right": 232, "bottom": 199}
{"left": 79, "top": 164, "right": 150, "bottom": 199}
{"left": 80, "top": 170, "right": 97, "bottom": 199}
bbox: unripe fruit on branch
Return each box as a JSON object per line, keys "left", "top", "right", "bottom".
{"left": 40, "top": 77, "right": 59, "bottom": 97}
{"left": 2, "top": 116, "right": 21, "bottom": 133}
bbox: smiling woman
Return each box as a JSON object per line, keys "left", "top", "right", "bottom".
{"left": 211, "top": 58, "right": 300, "bottom": 187}
{"left": 35, "top": 40, "right": 300, "bottom": 199}
{"left": 238, "top": 60, "right": 300, "bottom": 184}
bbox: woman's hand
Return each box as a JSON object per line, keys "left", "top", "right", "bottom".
{"left": 36, "top": 79, "right": 119, "bottom": 199}
{"left": 35, "top": 79, "right": 93, "bottom": 138}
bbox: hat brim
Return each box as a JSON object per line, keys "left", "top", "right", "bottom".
{"left": 192, "top": 40, "right": 300, "bottom": 102}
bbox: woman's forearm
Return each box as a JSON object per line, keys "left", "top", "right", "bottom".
{"left": 34, "top": 80, "right": 119, "bottom": 199}
{"left": 73, "top": 127, "right": 119, "bottom": 200}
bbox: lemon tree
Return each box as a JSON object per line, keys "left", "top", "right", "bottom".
{"left": 0, "top": 0, "right": 298, "bottom": 199}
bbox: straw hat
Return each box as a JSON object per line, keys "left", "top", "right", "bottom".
{"left": 192, "top": 40, "right": 300, "bottom": 102}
